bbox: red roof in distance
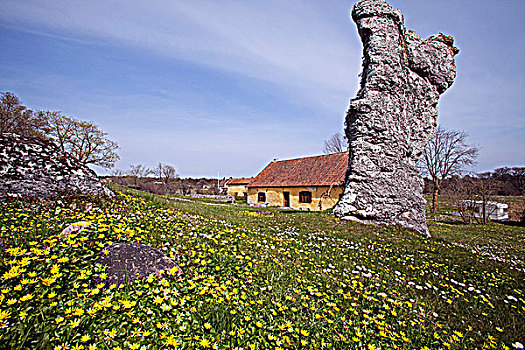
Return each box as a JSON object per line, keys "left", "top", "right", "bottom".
{"left": 226, "top": 178, "right": 254, "bottom": 186}
{"left": 248, "top": 152, "right": 349, "bottom": 188}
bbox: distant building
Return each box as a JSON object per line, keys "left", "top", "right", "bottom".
{"left": 247, "top": 152, "right": 348, "bottom": 211}
{"left": 225, "top": 178, "right": 254, "bottom": 199}
{"left": 218, "top": 179, "right": 230, "bottom": 195}
{"left": 459, "top": 200, "right": 509, "bottom": 221}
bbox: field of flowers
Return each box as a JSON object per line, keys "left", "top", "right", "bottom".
{"left": 0, "top": 190, "right": 524, "bottom": 349}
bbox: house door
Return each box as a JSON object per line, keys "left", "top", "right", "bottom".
{"left": 283, "top": 191, "right": 290, "bottom": 207}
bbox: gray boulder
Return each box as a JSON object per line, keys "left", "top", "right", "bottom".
{"left": 333, "top": 0, "right": 458, "bottom": 236}
{"left": 95, "top": 242, "right": 182, "bottom": 287}
{"left": 0, "top": 133, "right": 112, "bottom": 198}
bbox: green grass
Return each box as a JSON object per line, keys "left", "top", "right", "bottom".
{"left": 0, "top": 188, "right": 523, "bottom": 349}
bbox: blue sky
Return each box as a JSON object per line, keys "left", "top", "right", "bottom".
{"left": 0, "top": 0, "right": 523, "bottom": 178}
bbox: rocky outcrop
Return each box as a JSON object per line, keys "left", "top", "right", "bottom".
{"left": 95, "top": 242, "right": 182, "bottom": 286}
{"left": 0, "top": 133, "right": 112, "bottom": 198}
{"left": 333, "top": 0, "right": 458, "bottom": 236}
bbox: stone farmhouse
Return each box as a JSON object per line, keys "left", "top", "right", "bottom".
{"left": 246, "top": 152, "right": 348, "bottom": 211}
{"left": 225, "top": 178, "right": 253, "bottom": 199}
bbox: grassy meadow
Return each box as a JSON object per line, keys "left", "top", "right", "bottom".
{"left": 0, "top": 188, "right": 524, "bottom": 349}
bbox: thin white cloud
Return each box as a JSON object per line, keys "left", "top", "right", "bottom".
{"left": 0, "top": 0, "right": 360, "bottom": 114}
{"left": 2, "top": 0, "right": 523, "bottom": 175}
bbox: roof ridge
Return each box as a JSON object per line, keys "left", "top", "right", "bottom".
{"left": 273, "top": 151, "right": 347, "bottom": 164}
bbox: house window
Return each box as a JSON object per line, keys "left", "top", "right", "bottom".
{"left": 299, "top": 191, "right": 312, "bottom": 203}
{"left": 258, "top": 192, "right": 266, "bottom": 202}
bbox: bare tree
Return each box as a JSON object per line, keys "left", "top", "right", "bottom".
{"left": 152, "top": 163, "right": 178, "bottom": 193}
{"left": 445, "top": 175, "right": 498, "bottom": 225}
{"left": 129, "top": 164, "right": 151, "bottom": 178}
{"left": 111, "top": 168, "right": 124, "bottom": 177}
{"left": 162, "top": 164, "right": 178, "bottom": 193}
{"left": 128, "top": 164, "right": 152, "bottom": 186}
{"left": 474, "top": 172, "right": 499, "bottom": 224}
{"left": 444, "top": 176, "right": 477, "bottom": 224}
{"left": 419, "top": 126, "right": 479, "bottom": 213}
{"left": 322, "top": 132, "right": 348, "bottom": 154}
{"left": 0, "top": 92, "right": 48, "bottom": 138}
{"left": 152, "top": 163, "right": 164, "bottom": 182}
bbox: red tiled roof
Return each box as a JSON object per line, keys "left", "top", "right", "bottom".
{"left": 226, "top": 178, "right": 254, "bottom": 186}
{"left": 248, "top": 152, "right": 348, "bottom": 188}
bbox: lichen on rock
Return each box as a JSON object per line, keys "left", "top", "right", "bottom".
{"left": 95, "top": 242, "right": 182, "bottom": 287}
{"left": 0, "top": 133, "right": 112, "bottom": 198}
{"left": 333, "top": 0, "right": 458, "bottom": 236}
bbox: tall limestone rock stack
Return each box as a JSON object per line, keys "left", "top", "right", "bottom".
{"left": 0, "top": 133, "right": 112, "bottom": 198}
{"left": 333, "top": 0, "right": 458, "bottom": 236}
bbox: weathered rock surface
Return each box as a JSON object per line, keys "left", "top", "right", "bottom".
{"left": 95, "top": 242, "right": 182, "bottom": 286}
{"left": 0, "top": 133, "right": 112, "bottom": 198}
{"left": 333, "top": 0, "right": 458, "bottom": 236}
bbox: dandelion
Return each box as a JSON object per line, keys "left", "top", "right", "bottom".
{"left": 119, "top": 299, "right": 135, "bottom": 309}
{"left": 73, "top": 308, "right": 84, "bottom": 316}
{"left": 20, "top": 293, "right": 33, "bottom": 302}
{"left": 0, "top": 310, "right": 11, "bottom": 324}
{"left": 2, "top": 266, "right": 21, "bottom": 280}
{"left": 166, "top": 335, "right": 179, "bottom": 346}
{"left": 199, "top": 338, "right": 211, "bottom": 348}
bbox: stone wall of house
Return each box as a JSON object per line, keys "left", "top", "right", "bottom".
{"left": 0, "top": 133, "right": 112, "bottom": 198}
{"left": 248, "top": 186, "right": 343, "bottom": 211}
{"left": 226, "top": 184, "right": 249, "bottom": 198}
